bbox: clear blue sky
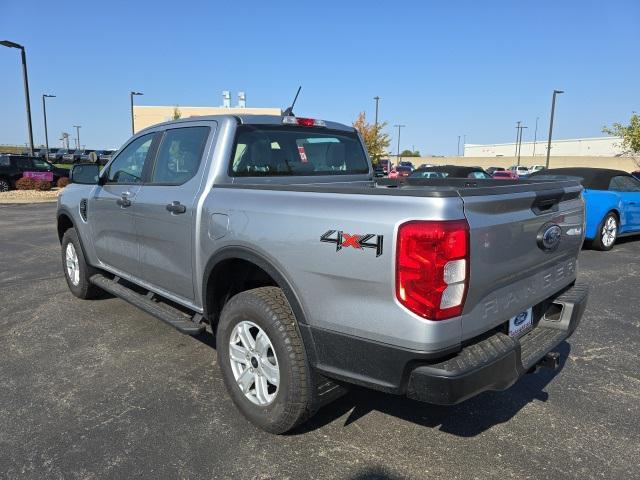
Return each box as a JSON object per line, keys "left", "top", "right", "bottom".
{"left": 1, "top": 0, "right": 639, "bottom": 154}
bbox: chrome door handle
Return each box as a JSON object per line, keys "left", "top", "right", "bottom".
{"left": 166, "top": 201, "right": 186, "bottom": 214}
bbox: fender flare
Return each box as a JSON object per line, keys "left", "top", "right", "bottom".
{"left": 201, "top": 246, "right": 310, "bottom": 327}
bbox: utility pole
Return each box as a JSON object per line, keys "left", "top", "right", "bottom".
{"left": 130, "top": 91, "right": 143, "bottom": 134}
{"left": 517, "top": 125, "right": 528, "bottom": 165}
{"left": 394, "top": 124, "right": 405, "bottom": 166}
{"left": 457, "top": 135, "right": 461, "bottom": 156}
{"left": 514, "top": 121, "right": 522, "bottom": 159}
{"left": 532, "top": 116, "right": 539, "bottom": 158}
{"left": 546, "top": 90, "right": 564, "bottom": 168}
{"left": 463, "top": 134, "right": 466, "bottom": 157}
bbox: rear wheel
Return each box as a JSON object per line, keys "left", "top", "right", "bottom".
{"left": 592, "top": 212, "right": 618, "bottom": 251}
{"left": 216, "top": 287, "right": 315, "bottom": 434}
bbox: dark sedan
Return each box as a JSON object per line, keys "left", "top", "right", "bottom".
{"left": 0, "top": 155, "right": 69, "bottom": 191}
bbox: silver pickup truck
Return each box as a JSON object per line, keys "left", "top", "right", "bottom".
{"left": 57, "top": 114, "right": 588, "bottom": 433}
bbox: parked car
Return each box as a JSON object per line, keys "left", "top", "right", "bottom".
{"left": 409, "top": 170, "right": 446, "bottom": 179}
{"left": 79, "top": 150, "right": 97, "bottom": 162}
{"left": 50, "top": 148, "right": 71, "bottom": 162}
{"left": 398, "top": 161, "right": 414, "bottom": 170}
{"left": 378, "top": 159, "right": 391, "bottom": 175}
{"left": 529, "top": 165, "right": 546, "bottom": 174}
{"left": 412, "top": 165, "right": 492, "bottom": 179}
{"left": 388, "top": 165, "right": 412, "bottom": 178}
{"left": 98, "top": 150, "right": 117, "bottom": 166}
{"left": 58, "top": 113, "right": 587, "bottom": 434}
{"left": 493, "top": 170, "right": 519, "bottom": 180}
{"left": 510, "top": 165, "right": 530, "bottom": 177}
{"left": 61, "top": 150, "right": 79, "bottom": 164}
{"left": 530, "top": 167, "right": 640, "bottom": 250}
{"left": 0, "top": 154, "right": 69, "bottom": 191}
{"left": 486, "top": 166, "right": 506, "bottom": 175}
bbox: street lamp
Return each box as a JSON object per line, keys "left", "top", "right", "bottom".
{"left": 1, "top": 40, "right": 34, "bottom": 155}
{"left": 514, "top": 121, "right": 522, "bottom": 158}
{"left": 373, "top": 96, "right": 380, "bottom": 129}
{"left": 394, "top": 124, "right": 405, "bottom": 166}
{"left": 73, "top": 125, "right": 82, "bottom": 150}
{"left": 130, "top": 91, "right": 143, "bottom": 134}
{"left": 457, "top": 135, "right": 461, "bottom": 156}
{"left": 545, "top": 90, "right": 564, "bottom": 168}
{"left": 42, "top": 94, "right": 55, "bottom": 160}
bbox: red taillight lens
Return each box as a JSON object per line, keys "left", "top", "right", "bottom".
{"left": 396, "top": 220, "right": 469, "bottom": 320}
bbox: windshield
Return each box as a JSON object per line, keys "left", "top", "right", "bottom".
{"left": 231, "top": 125, "right": 369, "bottom": 177}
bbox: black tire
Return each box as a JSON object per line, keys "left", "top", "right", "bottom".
{"left": 61, "top": 228, "right": 101, "bottom": 299}
{"left": 216, "top": 287, "right": 315, "bottom": 434}
{"left": 591, "top": 212, "right": 618, "bottom": 251}
{"left": 0, "top": 177, "right": 10, "bottom": 192}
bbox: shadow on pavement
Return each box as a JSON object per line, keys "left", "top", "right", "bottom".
{"left": 292, "top": 341, "right": 571, "bottom": 437}
{"left": 347, "top": 467, "right": 406, "bottom": 480}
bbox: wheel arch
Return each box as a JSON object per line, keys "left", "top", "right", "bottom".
{"left": 202, "top": 246, "right": 310, "bottom": 331}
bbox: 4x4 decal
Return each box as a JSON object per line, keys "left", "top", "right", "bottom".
{"left": 320, "top": 230, "right": 384, "bottom": 257}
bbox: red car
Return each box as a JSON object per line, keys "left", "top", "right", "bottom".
{"left": 389, "top": 165, "right": 412, "bottom": 179}
{"left": 493, "top": 170, "right": 518, "bottom": 180}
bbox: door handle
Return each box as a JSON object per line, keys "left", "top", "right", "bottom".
{"left": 166, "top": 201, "right": 186, "bottom": 214}
{"left": 116, "top": 192, "right": 132, "bottom": 207}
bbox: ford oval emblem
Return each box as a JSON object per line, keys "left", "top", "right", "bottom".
{"left": 514, "top": 312, "right": 528, "bottom": 326}
{"left": 537, "top": 223, "right": 562, "bottom": 252}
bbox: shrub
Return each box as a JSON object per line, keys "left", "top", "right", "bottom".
{"left": 57, "top": 176, "right": 71, "bottom": 188}
{"left": 35, "top": 179, "right": 52, "bottom": 191}
{"left": 15, "top": 177, "right": 37, "bottom": 190}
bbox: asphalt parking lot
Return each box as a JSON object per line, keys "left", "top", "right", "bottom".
{"left": 1, "top": 203, "right": 639, "bottom": 480}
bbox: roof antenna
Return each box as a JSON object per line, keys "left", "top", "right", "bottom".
{"left": 283, "top": 86, "right": 302, "bottom": 117}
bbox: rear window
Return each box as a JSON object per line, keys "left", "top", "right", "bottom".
{"left": 230, "top": 125, "right": 369, "bottom": 176}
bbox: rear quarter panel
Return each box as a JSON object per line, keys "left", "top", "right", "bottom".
{"left": 199, "top": 187, "right": 466, "bottom": 351}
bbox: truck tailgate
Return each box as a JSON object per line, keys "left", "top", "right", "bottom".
{"left": 459, "top": 182, "right": 584, "bottom": 341}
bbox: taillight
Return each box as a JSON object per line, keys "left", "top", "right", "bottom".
{"left": 396, "top": 220, "right": 469, "bottom": 320}
{"left": 282, "top": 116, "right": 327, "bottom": 127}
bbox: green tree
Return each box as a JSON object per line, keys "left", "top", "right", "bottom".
{"left": 353, "top": 112, "right": 391, "bottom": 165}
{"left": 400, "top": 149, "right": 421, "bottom": 157}
{"left": 172, "top": 106, "right": 182, "bottom": 120}
{"left": 603, "top": 112, "right": 640, "bottom": 167}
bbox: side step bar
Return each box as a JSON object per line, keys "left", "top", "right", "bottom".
{"left": 90, "top": 274, "right": 205, "bottom": 335}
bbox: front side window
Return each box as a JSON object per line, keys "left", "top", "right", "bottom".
{"left": 151, "top": 127, "right": 209, "bottom": 184}
{"left": 609, "top": 175, "right": 640, "bottom": 192}
{"left": 230, "top": 125, "right": 369, "bottom": 176}
{"left": 106, "top": 133, "right": 154, "bottom": 184}
{"left": 33, "top": 159, "right": 52, "bottom": 170}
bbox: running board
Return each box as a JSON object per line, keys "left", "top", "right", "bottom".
{"left": 90, "top": 274, "right": 205, "bottom": 335}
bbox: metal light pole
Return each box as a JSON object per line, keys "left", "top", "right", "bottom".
{"left": 532, "top": 116, "right": 539, "bottom": 158}
{"left": 130, "top": 91, "right": 143, "bottom": 134}
{"left": 42, "top": 94, "right": 55, "bottom": 159}
{"left": 545, "top": 90, "right": 564, "bottom": 168}
{"left": 457, "top": 135, "right": 461, "bottom": 156}
{"left": 1, "top": 40, "right": 34, "bottom": 155}
{"left": 373, "top": 96, "right": 380, "bottom": 129}
{"left": 463, "top": 134, "right": 466, "bottom": 157}
{"left": 394, "top": 124, "right": 405, "bottom": 166}
{"left": 73, "top": 125, "right": 81, "bottom": 151}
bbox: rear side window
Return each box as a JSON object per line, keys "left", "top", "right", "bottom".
{"left": 0, "top": 156, "right": 9, "bottom": 167}
{"left": 230, "top": 125, "right": 369, "bottom": 176}
{"left": 609, "top": 175, "right": 640, "bottom": 192}
{"left": 151, "top": 126, "right": 210, "bottom": 185}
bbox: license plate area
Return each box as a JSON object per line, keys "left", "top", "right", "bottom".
{"left": 508, "top": 308, "right": 533, "bottom": 338}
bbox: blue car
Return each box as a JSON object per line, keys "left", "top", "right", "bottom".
{"left": 531, "top": 168, "right": 640, "bottom": 250}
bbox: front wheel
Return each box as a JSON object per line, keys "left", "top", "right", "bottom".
{"left": 61, "top": 228, "right": 101, "bottom": 299}
{"left": 216, "top": 287, "right": 314, "bottom": 434}
{"left": 0, "top": 178, "right": 10, "bottom": 192}
{"left": 592, "top": 212, "right": 618, "bottom": 251}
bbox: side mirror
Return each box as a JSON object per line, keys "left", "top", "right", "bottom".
{"left": 70, "top": 163, "right": 100, "bottom": 185}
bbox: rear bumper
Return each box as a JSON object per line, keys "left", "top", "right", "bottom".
{"left": 406, "top": 282, "right": 588, "bottom": 404}
{"left": 302, "top": 282, "right": 588, "bottom": 404}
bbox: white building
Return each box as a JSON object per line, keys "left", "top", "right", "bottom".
{"left": 464, "top": 136, "right": 623, "bottom": 157}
